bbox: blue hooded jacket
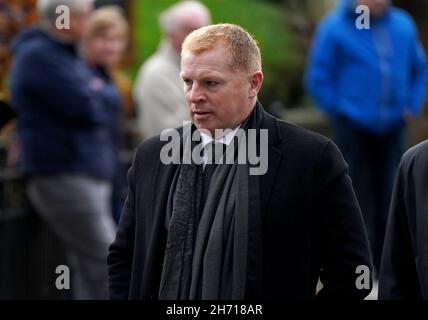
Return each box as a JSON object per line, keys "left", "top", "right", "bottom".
{"left": 305, "top": 0, "right": 427, "bottom": 134}
{"left": 9, "top": 27, "right": 120, "bottom": 179}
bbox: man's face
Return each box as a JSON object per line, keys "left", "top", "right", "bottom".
{"left": 69, "top": 4, "right": 92, "bottom": 41}
{"left": 180, "top": 45, "right": 260, "bottom": 135}
{"left": 357, "top": 0, "right": 389, "bottom": 17}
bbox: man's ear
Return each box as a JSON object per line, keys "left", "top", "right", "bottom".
{"left": 249, "top": 71, "right": 263, "bottom": 98}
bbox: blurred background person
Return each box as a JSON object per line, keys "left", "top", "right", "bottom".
{"left": 305, "top": 0, "right": 428, "bottom": 276}
{"left": 81, "top": 5, "right": 130, "bottom": 223}
{"left": 9, "top": 0, "right": 116, "bottom": 299}
{"left": 133, "top": 0, "right": 211, "bottom": 139}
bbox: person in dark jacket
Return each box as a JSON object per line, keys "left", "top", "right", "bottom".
{"left": 9, "top": 0, "right": 116, "bottom": 299}
{"left": 108, "top": 23, "right": 373, "bottom": 300}
{"left": 305, "top": 0, "right": 428, "bottom": 273}
{"left": 379, "top": 140, "right": 428, "bottom": 299}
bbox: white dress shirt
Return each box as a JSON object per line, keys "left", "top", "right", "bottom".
{"left": 199, "top": 126, "right": 241, "bottom": 168}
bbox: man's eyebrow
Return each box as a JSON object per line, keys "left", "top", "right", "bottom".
{"left": 181, "top": 71, "right": 223, "bottom": 79}
{"left": 200, "top": 74, "right": 223, "bottom": 80}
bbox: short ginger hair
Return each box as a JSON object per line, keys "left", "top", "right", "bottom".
{"left": 182, "top": 23, "right": 262, "bottom": 74}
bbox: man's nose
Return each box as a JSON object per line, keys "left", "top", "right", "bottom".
{"left": 188, "top": 82, "right": 205, "bottom": 103}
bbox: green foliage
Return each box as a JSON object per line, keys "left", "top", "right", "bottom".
{"left": 130, "top": 0, "right": 304, "bottom": 106}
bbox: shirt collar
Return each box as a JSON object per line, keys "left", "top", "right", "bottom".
{"left": 200, "top": 125, "right": 242, "bottom": 148}
{"left": 199, "top": 125, "right": 241, "bottom": 168}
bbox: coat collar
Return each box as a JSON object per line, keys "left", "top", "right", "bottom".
{"left": 256, "top": 101, "right": 283, "bottom": 146}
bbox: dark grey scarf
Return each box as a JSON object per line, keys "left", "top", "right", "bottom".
{"left": 159, "top": 103, "right": 263, "bottom": 300}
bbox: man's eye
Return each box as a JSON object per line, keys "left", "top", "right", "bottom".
{"left": 205, "top": 81, "right": 218, "bottom": 87}
{"left": 183, "top": 79, "right": 193, "bottom": 86}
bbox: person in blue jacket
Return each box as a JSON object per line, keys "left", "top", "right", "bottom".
{"left": 305, "top": 0, "right": 427, "bottom": 275}
{"left": 9, "top": 0, "right": 116, "bottom": 299}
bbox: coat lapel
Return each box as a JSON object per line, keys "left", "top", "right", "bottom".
{"left": 258, "top": 110, "right": 283, "bottom": 219}
{"left": 245, "top": 107, "right": 283, "bottom": 298}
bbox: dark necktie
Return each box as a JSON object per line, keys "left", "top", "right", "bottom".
{"left": 200, "top": 141, "right": 224, "bottom": 212}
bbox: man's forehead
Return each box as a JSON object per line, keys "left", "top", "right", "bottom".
{"left": 180, "top": 66, "right": 225, "bottom": 80}
{"left": 181, "top": 46, "right": 232, "bottom": 69}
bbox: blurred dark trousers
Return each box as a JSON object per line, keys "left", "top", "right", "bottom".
{"left": 331, "top": 116, "right": 405, "bottom": 275}
{"left": 27, "top": 174, "right": 116, "bottom": 300}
